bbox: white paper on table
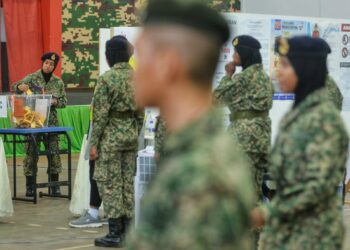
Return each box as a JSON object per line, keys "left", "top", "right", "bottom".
{"left": 0, "top": 96, "right": 7, "bottom": 118}
{"left": 35, "top": 99, "right": 49, "bottom": 119}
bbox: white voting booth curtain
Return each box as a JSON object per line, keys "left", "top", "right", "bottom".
{"left": 0, "top": 137, "right": 13, "bottom": 217}
{"left": 69, "top": 135, "right": 90, "bottom": 215}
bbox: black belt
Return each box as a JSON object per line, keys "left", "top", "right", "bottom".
{"left": 230, "top": 110, "right": 268, "bottom": 121}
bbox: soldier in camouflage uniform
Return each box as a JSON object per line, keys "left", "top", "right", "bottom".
{"left": 127, "top": 1, "right": 255, "bottom": 249}
{"left": 252, "top": 36, "right": 349, "bottom": 250}
{"left": 154, "top": 116, "right": 167, "bottom": 163}
{"left": 89, "top": 36, "right": 144, "bottom": 248}
{"left": 13, "top": 52, "right": 67, "bottom": 197}
{"left": 214, "top": 35, "right": 274, "bottom": 204}
{"left": 214, "top": 36, "right": 273, "bottom": 250}
{"left": 326, "top": 75, "right": 343, "bottom": 111}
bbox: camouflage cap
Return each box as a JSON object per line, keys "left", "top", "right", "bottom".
{"left": 142, "top": 0, "right": 230, "bottom": 45}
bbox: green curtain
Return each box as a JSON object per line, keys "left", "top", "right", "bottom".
{"left": 0, "top": 105, "right": 90, "bottom": 157}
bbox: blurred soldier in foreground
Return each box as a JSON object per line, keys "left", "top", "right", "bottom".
{"left": 126, "top": 1, "right": 255, "bottom": 249}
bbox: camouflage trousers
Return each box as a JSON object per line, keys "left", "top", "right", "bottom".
{"left": 95, "top": 150, "right": 136, "bottom": 219}
{"left": 23, "top": 134, "right": 62, "bottom": 177}
{"left": 246, "top": 152, "right": 268, "bottom": 203}
{"left": 245, "top": 152, "right": 268, "bottom": 250}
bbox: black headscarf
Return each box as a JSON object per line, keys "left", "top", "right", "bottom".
{"left": 105, "top": 36, "right": 134, "bottom": 67}
{"left": 232, "top": 35, "right": 262, "bottom": 70}
{"left": 41, "top": 52, "right": 60, "bottom": 83}
{"left": 275, "top": 36, "right": 330, "bottom": 108}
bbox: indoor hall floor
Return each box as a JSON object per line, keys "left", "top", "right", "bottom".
{"left": 1, "top": 154, "right": 350, "bottom": 250}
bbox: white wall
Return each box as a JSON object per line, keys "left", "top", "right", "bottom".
{"left": 242, "top": 0, "right": 350, "bottom": 19}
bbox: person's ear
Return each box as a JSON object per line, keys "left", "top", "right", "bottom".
{"left": 156, "top": 48, "right": 185, "bottom": 85}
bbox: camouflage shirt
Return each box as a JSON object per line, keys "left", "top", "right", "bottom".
{"left": 154, "top": 116, "right": 167, "bottom": 157}
{"left": 214, "top": 64, "right": 274, "bottom": 154}
{"left": 260, "top": 88, "right": 349, "bottom": 250}
{"left": 13, "top": 70, "right": 67, "bottom": 126}
{"left": 127, "top": 110, "right": 255, "bottom": 250}
{"left": 326, "top": 75, "right": 343, "bottom": 111}
{"left": 90, "top": 62, "right": 144, "bottom": 151}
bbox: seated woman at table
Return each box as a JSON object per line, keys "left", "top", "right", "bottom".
{"left": 12, "top": 52, "right": 67, "bottom": 197}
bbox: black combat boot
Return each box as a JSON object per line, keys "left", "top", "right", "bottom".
{"left": 121, "top": 216, "right": 132, "bottom": 243}
{"left": 95, "top": 218, "right": 124, "bottom": 248}
{"left": 25, "top": 176, "right": 34, "bottom": 197}
{"left": 50, "top": 174, "right": 61, "bottom": 196}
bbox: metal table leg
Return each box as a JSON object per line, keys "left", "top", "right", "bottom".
{"left": 12, "top": 134, "right": 17, "bottom": 198}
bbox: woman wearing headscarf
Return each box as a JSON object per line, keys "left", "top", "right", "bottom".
{"left": 13, "top": 52, "right": 67, "bottom": 197}
{"left": 89, "top": 35, "right": 144, "bottom": 248}
{"left": 214, "top": 35, "right": 274, "bottom": 249}
{"left": 252, "top": 36, "right": 349, "bottom": 250}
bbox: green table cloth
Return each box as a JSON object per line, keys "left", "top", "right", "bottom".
{"left": 0, "top": 105, "right": 90, "bottom": 157}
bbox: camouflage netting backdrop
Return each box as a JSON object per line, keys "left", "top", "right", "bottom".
{"left": 62, "top": 0, "right": 241, "bottom": 88}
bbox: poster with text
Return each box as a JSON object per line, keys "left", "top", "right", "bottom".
{"left": 339, "top": 23, "right": 350, "bottom": 111}
{"left": 310, "top": 21, "right": 341, "bottom": 83}
{"left": 220, "top": 13, "right": 271, "bottom": 73}
{"left": 270, "top": 19, "right": 311, "bottom": 95}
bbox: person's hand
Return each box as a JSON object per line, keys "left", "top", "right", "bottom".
{"left": 90, "top": 146, "right": 98, "bottom": 160}
{"left": 18, "top": 83, "right": 29, "bottom": 92}
{"left": 51, "top": 98, "right": 58, "bottom": 106}
{"left": 225, "top": 62, "right": 236, "bottom": 77}
{"left": 251, "top": 207, "right": 265, "bottom": 229}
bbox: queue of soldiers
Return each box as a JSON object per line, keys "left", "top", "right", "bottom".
{"left": 12, "top": 0, "right": 349, "bottom": 249}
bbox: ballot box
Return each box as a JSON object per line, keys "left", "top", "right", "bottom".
{"left": 7, "top": 94, "right": 52, "bottom": 128}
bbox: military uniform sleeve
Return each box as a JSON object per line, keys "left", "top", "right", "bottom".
{"left": 262, "top": 117, "right": 347, "bottom": 221}
{"left": 326, "top": 76, "right": 343, "bottom": 111}
{"left": 89, "top": 76, "right": 111, "bottom": 148}
{"left": 213, "top": 74, "right": 246, "bottom": 106}
{"left": 54, "top": 79, "right": 67, "bottom": 109}
{"left": 136, "top": 109, "right": 145, "bottom": 135}
{"left": 154, "top": 117, "right": 166, "bottom": 153}
{"left": 12, "top": 74, "right": 34, "bottom": 94}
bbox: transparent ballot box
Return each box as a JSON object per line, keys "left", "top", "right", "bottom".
{"left": 7, "top": 94, "right": 52, "bottom": 128}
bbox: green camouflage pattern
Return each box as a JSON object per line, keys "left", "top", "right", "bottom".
{"left": 91, "top": 62, "right": 143, "bottom": 219}
{"left": 260, "top": 88, "right": 349, "bottom": 250}
{"left": 13, "top": 70, "right": 67, "bottom": 176}
{"left": 23, "top": 134, "right": 63, "bottom": 176}
{"left": 13, "top": 70, "right": 68, "bottom": 126}
{"left": 127, "top": 110, "right": 255, "bottom": 250}
{"left": 96, "top": 150, "right": 136, "bottom": 219}
{"left": 89, "top": 62, "right": 144, "bottom": 151}
{"left": 326, "top": 75, "right": 343, "bottom": 111}
{"left": 154, "top": 116, "right": 167, "bottom": 159}
{"left": 214, "top": 64, "right": 274, "bottom": 201}
{"left": 61, "top": 0, "right": 240, "bottom": 88}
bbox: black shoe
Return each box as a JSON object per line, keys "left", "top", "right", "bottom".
{"left": 50, "top": 174, "right": 61, "bottom": 196}
{"left": 95, "top": 218, "right": 124, "bottom": 248}
{"left": 25, "top": 176, "right": 34, "bottom": 197}
{"left": 122, "top": 216, "right": 132, "bottom": 241}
